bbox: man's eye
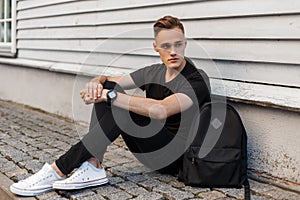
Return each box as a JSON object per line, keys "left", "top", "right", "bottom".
{"left": 161, "top": 44, "right": 171, "bottom": 49}
{"left": 175, "top": 43, "right": 183, "bottom": 48}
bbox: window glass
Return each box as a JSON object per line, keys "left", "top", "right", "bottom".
{"left": 0, "top": 0, "right": 4, "bottom": 19}
{"left": 6, "top": 0, "right": 11, "bottom": 18}
{"left": 0, "top": 22, "right": 4, "bottom": 42}
{"left": 6, "top": 21, "right": 11, "bottom": 42}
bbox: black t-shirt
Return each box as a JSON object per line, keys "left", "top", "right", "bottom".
{"left": 130, "top": 59, "right": 211, "bottom": 134}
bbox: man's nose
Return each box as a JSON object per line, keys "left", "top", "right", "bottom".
{"left": 170, "top": 46, "right": 177, "bottom": 55}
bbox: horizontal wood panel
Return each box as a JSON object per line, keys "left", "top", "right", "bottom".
{"left": 17, "top": 39, "right": 300, "bottom": 65}
{"left": 193, "top": 59, "right": 300, "bottom": 88}
{"left": 17, "top": 24, "right": 154, "bottom": 39}
{"left": 17, "top": 0, "right": 196, "bottom": 12}
{"left": 211, "top": 79, "right": 300, "bottom": 111}
{"left": 17, "top": 0, "right": 300, "bottom": 21}
{"left": 17, "top": 0, "right": 76, "bottom": 10}
{"left": 17, "top": 49, "right": 161, "bottom": 69}
{"left": 17, "top": 14, "right": 300, "bottom": 39}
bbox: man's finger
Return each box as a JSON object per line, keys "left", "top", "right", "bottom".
{"left": 87, "top": 82, "right": 92, "bottom": 98}
{"left": 97, "top": 84, "right": 103, "bottom": 98}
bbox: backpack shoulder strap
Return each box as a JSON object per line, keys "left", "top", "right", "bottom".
{"left": 244, "top": 179, "right": 251, "bottom": 200}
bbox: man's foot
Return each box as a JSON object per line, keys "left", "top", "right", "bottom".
{"left": 10, "top": 163, "right": 65, "bottom": 196}
{"left": 53, "top": 161, "right": 108, "bottom": 190}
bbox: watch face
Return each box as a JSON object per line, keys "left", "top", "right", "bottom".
{"left": 108, "top": 91, "right": 117, "bottom": 99}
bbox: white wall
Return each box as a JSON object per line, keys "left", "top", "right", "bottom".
{"left": 0, "top": 62, "right": 92, "bottom": 122}
{"left": 233, "top": 102, "right": 300, "bottom": 184}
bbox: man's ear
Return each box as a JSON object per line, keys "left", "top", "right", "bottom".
{"left": 153, "top": 41, "right": 158, "bottom": 52}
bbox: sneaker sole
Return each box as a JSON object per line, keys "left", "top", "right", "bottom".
{"left": 10, "top": 185, "right": 53, "bottom": 196}
{"left": 53, "top": 178, "right": 109, "bottom": 190}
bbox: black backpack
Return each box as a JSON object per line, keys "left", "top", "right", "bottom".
{"left": 178, "top": 101, "right": 251, "bottom": 200}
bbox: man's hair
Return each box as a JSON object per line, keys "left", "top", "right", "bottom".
{"left": 153, "top": 15, "right": 185, "bottom": 37}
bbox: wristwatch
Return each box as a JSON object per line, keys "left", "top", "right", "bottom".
{"left": 106, "top": 89, "right": 118, "bottom": 106}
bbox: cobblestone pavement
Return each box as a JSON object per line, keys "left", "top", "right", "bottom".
{"left": 0, "top": 99, "right": 299, "bottom": 200}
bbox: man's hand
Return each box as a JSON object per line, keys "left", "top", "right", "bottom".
{"left": 80, "top": 89, "right": 94, "bottom": 104}
{"left": 80, "top": 86, "right": 108, "bottom": 105}
{"left": 86, "top": 81, "right": 103, "bottom": 100}
{"left": 80, "top": 78, "right": 102, "bottom": 104}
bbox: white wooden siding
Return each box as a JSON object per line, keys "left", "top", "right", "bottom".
{"left": 17, "top": 15, "right": 300, "bottom": 39}
{"left": 15, "top": 0, "right": 300, "bottom": 110}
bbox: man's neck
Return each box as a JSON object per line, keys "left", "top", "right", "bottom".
{"left": 165, "top": 59, "right": 187, "bottom": 82}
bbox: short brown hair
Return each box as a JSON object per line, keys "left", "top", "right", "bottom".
{"left": 153, "top": 15, "right": 185, "bottom": 37}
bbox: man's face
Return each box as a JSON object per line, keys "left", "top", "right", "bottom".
{"left": 153, "top": 28, "right": 187, "bottom": 70}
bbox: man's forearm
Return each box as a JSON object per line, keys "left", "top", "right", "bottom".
{"left": 112, "top": 92, "right": 167, "bottom": 120}
{"left": 91, "top": 75, "right": 108, "bottom": 85}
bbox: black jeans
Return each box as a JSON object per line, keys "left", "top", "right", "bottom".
{"left": 55, "top": 81, "right": 183, "bottom": 175}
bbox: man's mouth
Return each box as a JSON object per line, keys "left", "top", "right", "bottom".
{"left": 168, "top": 58, "right": 178, "bottom": 62}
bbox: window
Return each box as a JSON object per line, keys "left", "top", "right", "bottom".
{"left": 0, "top": 0, "right": 16, "bottom": 57}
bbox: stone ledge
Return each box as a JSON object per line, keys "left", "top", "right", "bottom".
{"left": 0, "top": 172, "right": 35, "bottom": 200}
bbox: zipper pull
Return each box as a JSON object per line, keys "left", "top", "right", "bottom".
{"left": 192, "top": 157, "right": 195, "bottom": 165}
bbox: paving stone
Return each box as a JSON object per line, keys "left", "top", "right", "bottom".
{"left": 72, "top": 195, "right": 106, "bottom": 200}
{"left": 198, "top": 190, "right": 227, "bottom": 200}
{"left": 131, "top": 192, "right": 165, "bottom": 200}
{"left": 43, "top": 148, "right": 62, "bottom": 156}
{"left": 108, "top": 176, "right": 125, "bottom": 185}
{"left": 153, "top": 174, "right": 177, "bottom": 183}
{"left": 94, "top": 185, "right": 121, "bottom": 196}
{"left": 20, "top": 158, "right": 44, "bottom": 173}
{"left": 103, "top": 190, "right": 133, "bottom": 200}
{"left": 153, "top": 183, "right": 194, "bottom": 200}
{"left": 31, "top": 141, "right": 52, "bottom": 150}
{"left": 36, "top": 191, "right": 68, "bottom": 200}
{"left": 58, "top": 188, "right": 96, "bottom": 199}
{"left": 0, "top": 160, "right": 20, "bottom": 174}
{"left": 260, "top": 187, "right": 300, "bottom": 200}
{"left": 94, "top": 185, "right": 132, "bottom": 200}
{"left": 69, "top": 190, "right": 98, "bottom": 200}
{"left": 116, "top": 181, "right": 149, "bottom": 196}
{"left": 168, "top": 180, "right": 186, "bottom": 189}
{"left": 251, "top": 194, "right": 275, "bottom": 200}
{"left": 124, "top": 186, "right": 150, "bottom": 196}
{"left": 102, "top": 159, "right": 120, "bottom": 168}
{"left": 4, "top": 168, "right": 28, "bottom": 179}
{"left": 214, "top": 188, "right": 244, "bottom": 199}
{"left": 182, "top": 185, "right": 210, "bottom": 195}
{"left": 116, "top": 181, "right": 139, "bottom": 190}
{"left": 138, "top": 178, "right": 163, "bottom": 190}
{"left": 109, "top": 165, "right": 141, "bottom": 178}
{"left": 249, "top": 180, "right": 275, "bottom": 194}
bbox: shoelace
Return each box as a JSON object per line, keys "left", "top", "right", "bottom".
{"left": 22, "top": 169, "right": 54, "bottom": 188}
{"left": 69, "top": 166, "right": 90, "bottom": 182}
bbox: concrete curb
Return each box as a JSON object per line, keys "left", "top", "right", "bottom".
{"left": 0, "top": 172, "right": 35, "bottom": 200}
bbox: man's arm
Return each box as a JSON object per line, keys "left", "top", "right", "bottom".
{"left": 91, "top": 75, "right": 136, "bottom": 90}
{"left": 103, "top": 89, "right": 193, "bottom": 120}
{"left": 83, "top": 75, "right": 137, "bottom": 101}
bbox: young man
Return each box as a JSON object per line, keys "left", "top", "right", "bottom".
{"left": 10, "top": 16, "right": 211, "bottom": 196}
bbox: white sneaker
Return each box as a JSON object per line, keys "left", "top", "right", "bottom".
{"left": 53, "top": 161, "right": 108, "bottom": 190}
{"left": 10, "top": 163, "right": 65, "bottom": 196}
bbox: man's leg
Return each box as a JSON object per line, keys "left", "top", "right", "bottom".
{"left": 55, "top": 82, "right": 125, "bottom": 175}
{"left": 56, "top": 80, "right": 183, "bottom": 176}
{"left": 119, "top": 112, "right": 183, "bottom": 175}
